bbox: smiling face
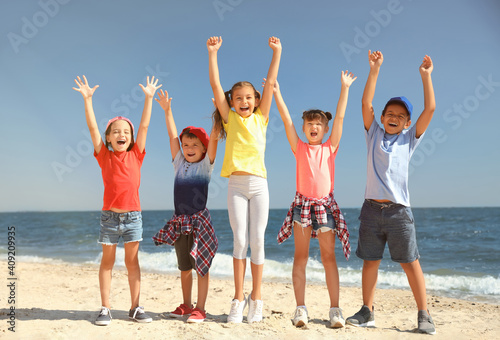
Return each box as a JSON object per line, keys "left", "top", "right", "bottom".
{"left": 381, "top": 104, "right": 411, "bottom": 135}
{"left": 303, "top": 118, "right": 329, "bottom": 145}
{"left": 105, "top": 119, "right": 133, "bottom": 151}
{"left": 181, "top": 135, "right": 207, "bottom": 163}
{"left": 230, "top": 85, "right": 259, "bottom": 118}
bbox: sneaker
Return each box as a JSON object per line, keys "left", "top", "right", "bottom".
{"left": 95, "top": 306, "right": 112, "bottom": 326}
{"left": 129, "top": 306, "right": 153, "bottom": 323}
{"left": 417, "top": 310, "right": 436, "bottom": 335}
{"left": 247, "top": 294, "right": 263, "bottom": 324}
{"left": 169, "top": 303, "right": 193, "bottom": 318}
{"left": 292, "top": 306, "right": 308, "bottom": 327}
{"left": 346, "top": 305, "right": 375, "bottom": 327}
{"left": 329, "top": 307, "right": 345, "bottom": 328}
{"left": 227, "top": 295, "right": 247, "bottom": 323}
{"left": 186, "top": 308, "right": 206, "bottom": 323}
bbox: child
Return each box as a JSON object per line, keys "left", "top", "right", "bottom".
{"left": 274, "top": 71, "right": 355, "bottom": 328}
{"left": 73, "top": 75, "right": 161, "bottom": 325}
{"left": 345, "top": 50, "right": 436, "bottom": 335}
{"left": 206, "top": 35, "right": 281, "bottom": 323}
{"left": 152, "top": 89, "right": 218, "bottom": 323}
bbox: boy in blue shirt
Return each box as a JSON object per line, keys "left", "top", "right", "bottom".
{"left": 346, "top": 50, "right": 436, "bottom": 335}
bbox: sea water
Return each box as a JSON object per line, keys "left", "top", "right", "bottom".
{"left": 1, "top": 207, "right": 499, "bottom": 304}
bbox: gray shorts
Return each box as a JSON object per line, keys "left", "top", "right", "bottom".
{"left": 355, "top": 199, "right": 419, "bottom": 263}
{"left": 174, "top": 233, "right": 196, "bottom": 271}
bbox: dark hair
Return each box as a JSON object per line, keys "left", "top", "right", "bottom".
{"left": 302, "top": 109, "right": 332, "bottom": 124}
{"left": 212, "top": 81, "right": 261, "bottom": 141}
{"left": 382, "top": 102, "right": 410, "bottom": 118}
{"left": 105, "top": 120, "right": 135, "bottom": 151}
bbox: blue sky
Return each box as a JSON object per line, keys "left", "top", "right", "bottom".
{"left": 1, "top": 0, "right": 499, "bottom": 212}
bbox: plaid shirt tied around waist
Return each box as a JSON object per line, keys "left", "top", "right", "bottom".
{"left": 152, "top": 208, "right": 218, "bottom": 277}
{"left": 277, "top": 191, "right": 350, "bottom": 260}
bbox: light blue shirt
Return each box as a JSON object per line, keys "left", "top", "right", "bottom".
{"left": 364, "top": 120, "right": 424, "bottom": 206}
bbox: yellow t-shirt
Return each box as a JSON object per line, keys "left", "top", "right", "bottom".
{"left": 221, "top": 108, "right": 268, "bottom": 178}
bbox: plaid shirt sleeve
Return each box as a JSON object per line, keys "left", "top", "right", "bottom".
{"left": 152, "top": 214, "right": 183, "bottom": 246}
{"left": 190, "top": 208, "right": 218, "bottom": 277}
{"left": 152, "top": 209, "right": 218, "bottom": 276}
{"left": 328, "top": 195, "right": 351, "bottom": 260}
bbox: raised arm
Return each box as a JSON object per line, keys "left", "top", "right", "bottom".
{"left": 136, "top": 76, "right": 162, "bottom": 153}
{"left": 207, "top": 123, "right": 219, "bottom": 165}
{"left": 73, "top": 75, "right": 103, "bottom": 153}
{"left": 270, "top": 79, "right": 299, "bottom": 153}
{"left": 207, "top": 36, "right": 230, "bottom": 123}
{"left": 330, "top": 71, "right": 357, "bottom": 152}
{"left": 415, "top": 55, "right": 435, "bottom": 138}
{"left": 259, "top": 37, "right": 282, "bottom": 120}
{"left": 362, "top": 50, "right": 383, "bottom": 131}
{"left": 155, "top": 89, "right": 180, "bottom": 159}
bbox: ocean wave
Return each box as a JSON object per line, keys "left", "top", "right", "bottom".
{"left": 17, "top": 249, "right": 500, "bottom": 304}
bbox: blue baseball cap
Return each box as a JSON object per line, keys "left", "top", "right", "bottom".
{"left": 384, "top": 96, "right": 413, "bottom": 119}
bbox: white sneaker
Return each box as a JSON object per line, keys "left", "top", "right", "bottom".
{"left": 247, "top": 294, "right": 263, "bottom": 323}
{"left": 227, "top": 295, "right": 247, "bottom": 323}
{"left": 292, "top": 306, "right": 308, "bottom": 327}
{"left": 329, "top": 307, "right": 345, "bottom": 328}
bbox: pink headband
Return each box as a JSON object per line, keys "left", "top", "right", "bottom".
{"left": 106, "top": 116, "right": 135, "bottom": 134}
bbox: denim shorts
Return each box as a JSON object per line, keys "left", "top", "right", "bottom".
{"left": 292, "top": 205, "right": 336, "bottom": 233}
{"left": 98, "top": 210, "right": 143, "bottom": 245}
{"left": 174, "top": 233, "right": 196, "bottom": 271}
{"left": 356, "top": 199, "right": 419, "bottom": 263}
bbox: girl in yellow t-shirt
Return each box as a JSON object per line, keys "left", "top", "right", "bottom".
{"left": 207, "top": 35, "right": 281, "bottom": 324}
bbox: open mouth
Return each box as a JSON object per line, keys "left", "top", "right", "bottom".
{"left": 117, "top": 140, "right": 126, "bottom": 146}
{"left": 240, "top": 106, "right": 249, "bottom": 112}
{"left": 310, "top": 132, "right": 318, "bottom": 137}
{"left": 187, "top": 153, "right": 196, "bottom": 157}
{"left": 389, "top": 122, "right": 398, "bottom": 127}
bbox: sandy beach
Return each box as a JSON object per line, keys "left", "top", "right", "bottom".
{"left": 3, "top": 262, "right": 499, "bottom": 339}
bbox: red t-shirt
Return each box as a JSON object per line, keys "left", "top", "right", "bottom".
{"left": 94, "top": 143, "right": 145, "bottom": 211}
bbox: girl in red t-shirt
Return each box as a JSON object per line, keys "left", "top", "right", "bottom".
{"left": 73, "top": 75, "right": 161, "bottom": 326}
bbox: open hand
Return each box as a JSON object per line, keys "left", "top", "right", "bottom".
{"left": 140, "top": 76, "right": 162, "bottom": 98}
{"left": 341, "top": 70, "right": 357, "bottom": 87}
{"left": 155, "top": 89, "right": 172, "bottom": 111}
{"left": 73, "top": 75, "right": 99, "bottom": 98}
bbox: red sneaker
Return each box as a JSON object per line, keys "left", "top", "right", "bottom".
{"left": 186, "top": 308, "right": 206, "bottom": 323}
{"left": 169, "top": 304, "right": 193, "bottom": 318}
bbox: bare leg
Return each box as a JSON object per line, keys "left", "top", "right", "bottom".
{"left": 99, "top": 244, "right": 116, "bottom": 308}
{"left": 401, "top": 259, "right": 428, "bottom": 311}
{"left": 124, "top": 241, "right": 141, "bottom": 310}
{"left": 292, "top": 222, "right": 311, "bottom": 306}
{"left": 196, "top": 272, "right": 209, "bottom": 310}
{"left": 180, "top": 270, "right": 193, "bottom": 306}
{"left": 233, "top": 258, "right": 246, "bottom": 301}
{"left": 318, "top": 230, "right": 339, "bottom": 308}
{"left": 250, "top": 262, "right": 263, "bottom": 300}
{"left": 362, "top": 260, "right": 381, "bottom": 310}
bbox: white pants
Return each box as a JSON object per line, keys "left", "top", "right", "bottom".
{"left": 227, "top": 175, "right": 269, "bottom": 265}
